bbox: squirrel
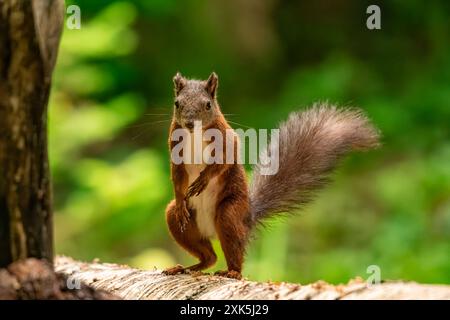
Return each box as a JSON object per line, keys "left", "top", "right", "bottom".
{"left": 163, "top": 72, "right": 380, "bottom": 279}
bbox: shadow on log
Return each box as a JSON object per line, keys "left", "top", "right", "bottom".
{"left": 55, "top": 256, "right": 450, "bottom": 300}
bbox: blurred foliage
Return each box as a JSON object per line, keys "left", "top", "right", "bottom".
{"left": 50, "top": 0, "right": 450, "bottom": 284}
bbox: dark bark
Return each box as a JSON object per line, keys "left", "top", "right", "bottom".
{"left": 0, "top": 0, "right": 64, "bottom": 267}
{"left": 0, "top": 258, "right": 117, "bottom": 299}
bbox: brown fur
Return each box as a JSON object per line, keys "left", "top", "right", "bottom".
{"left": 163, "top": 73, "right": 380, "bottom": 279}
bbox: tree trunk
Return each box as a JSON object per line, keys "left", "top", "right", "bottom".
{"left": 0, "top": 0, "right": 64, "bottom": 267}
{"left": 55, "top": 257, "right": 450, "bottom": 300}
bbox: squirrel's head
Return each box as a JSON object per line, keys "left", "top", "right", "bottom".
{"left": 172, "top": 72, "right": 220, "bottom": 131}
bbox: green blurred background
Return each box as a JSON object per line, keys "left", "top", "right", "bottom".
{"left": 50, "top": 0, "right": 450, "bottom": 284}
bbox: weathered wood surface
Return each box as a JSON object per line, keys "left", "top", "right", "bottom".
{"left": 55, "top": 257, "right": 450, "bottom": 300}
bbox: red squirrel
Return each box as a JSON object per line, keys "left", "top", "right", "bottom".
{"left": 163, "top": 72, "right": 379, "bottom": 279}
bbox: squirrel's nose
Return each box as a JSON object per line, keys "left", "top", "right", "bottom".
{"left": 185, "top": 121, "right": 194, "bottom": 130}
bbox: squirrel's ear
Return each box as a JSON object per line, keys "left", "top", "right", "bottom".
{"left": 173, "top": 72, "right": 186, "bottom": 95}
{"left": 205, "top": 72, "right": 218, "bottom": 98}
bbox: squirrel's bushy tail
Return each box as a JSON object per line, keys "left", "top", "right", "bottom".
{"left": 249, "top": 103, "right": 380, "bottom": 225}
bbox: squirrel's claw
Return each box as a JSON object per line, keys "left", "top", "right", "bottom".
{"left": 214, "top": 270, "right": 242, "bottom": 280}
{"left": 180, "top": 214, "right": 189, "bottom": 232}
{"left": 186, "top": 177, "right": 207, "bottom": 199}
{"left": 179, "top": 216, "right": 188, "bottom": 233}
{"left": 178, "top": 204, "right": 190, "bottom": 233}
{"left": 163, "top": 264, "right": 186, "bottom": 275}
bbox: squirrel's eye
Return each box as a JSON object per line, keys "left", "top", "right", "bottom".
{"left": 206, "top": 102, "right": 211, "bottom": 110}
{"left": 175, "top": 101, "right": 180, "bottom": 109}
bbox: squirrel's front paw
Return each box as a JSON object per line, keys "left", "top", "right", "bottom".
{"left": 186, "top": 177, "right": 208, "bottom": 199}
{"left": 177, "top": 205, "right": 190, "bottom": 232}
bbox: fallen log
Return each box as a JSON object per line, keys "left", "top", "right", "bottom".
{"left": 55, "top": 256, "right": 450, "bottom": 300}
{"left": 0, "top": 258, "right": 115, "bottom": 300}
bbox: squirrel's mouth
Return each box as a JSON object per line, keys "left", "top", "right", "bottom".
{"left": 182, "top": 119, "right": 207, "bottom": 132}
{"left": 184, "top": 121, "right": 194, "bottom": 131}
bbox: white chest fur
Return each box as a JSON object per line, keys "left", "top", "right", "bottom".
{"left": 185, "top": 164, "right": 220, "bottom": 238}
{"left": 184, "top": 132, "right": 220, "bottom": 238}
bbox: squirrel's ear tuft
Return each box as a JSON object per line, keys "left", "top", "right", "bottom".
{"left": 173, "top": 72, "right": 186, "bottom": 95}
{"left": 205, "top": 72, "right": 218, "bottom": 98}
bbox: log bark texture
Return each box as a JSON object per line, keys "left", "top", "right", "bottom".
{"left": 0, "top": 258, "right": 117, "bottom": 299}
{"left": 0, "top": 0, "right": 64, "bottom": 267}
{"left": 55, "top": 257, "right": 450, "bottom": 300}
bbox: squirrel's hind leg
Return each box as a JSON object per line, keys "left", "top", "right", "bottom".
{"left": 214, "top": 196, "right": 250, "bottom": 280}
{"left": 163, "top": 200, "right": 217, "bottom": 275}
